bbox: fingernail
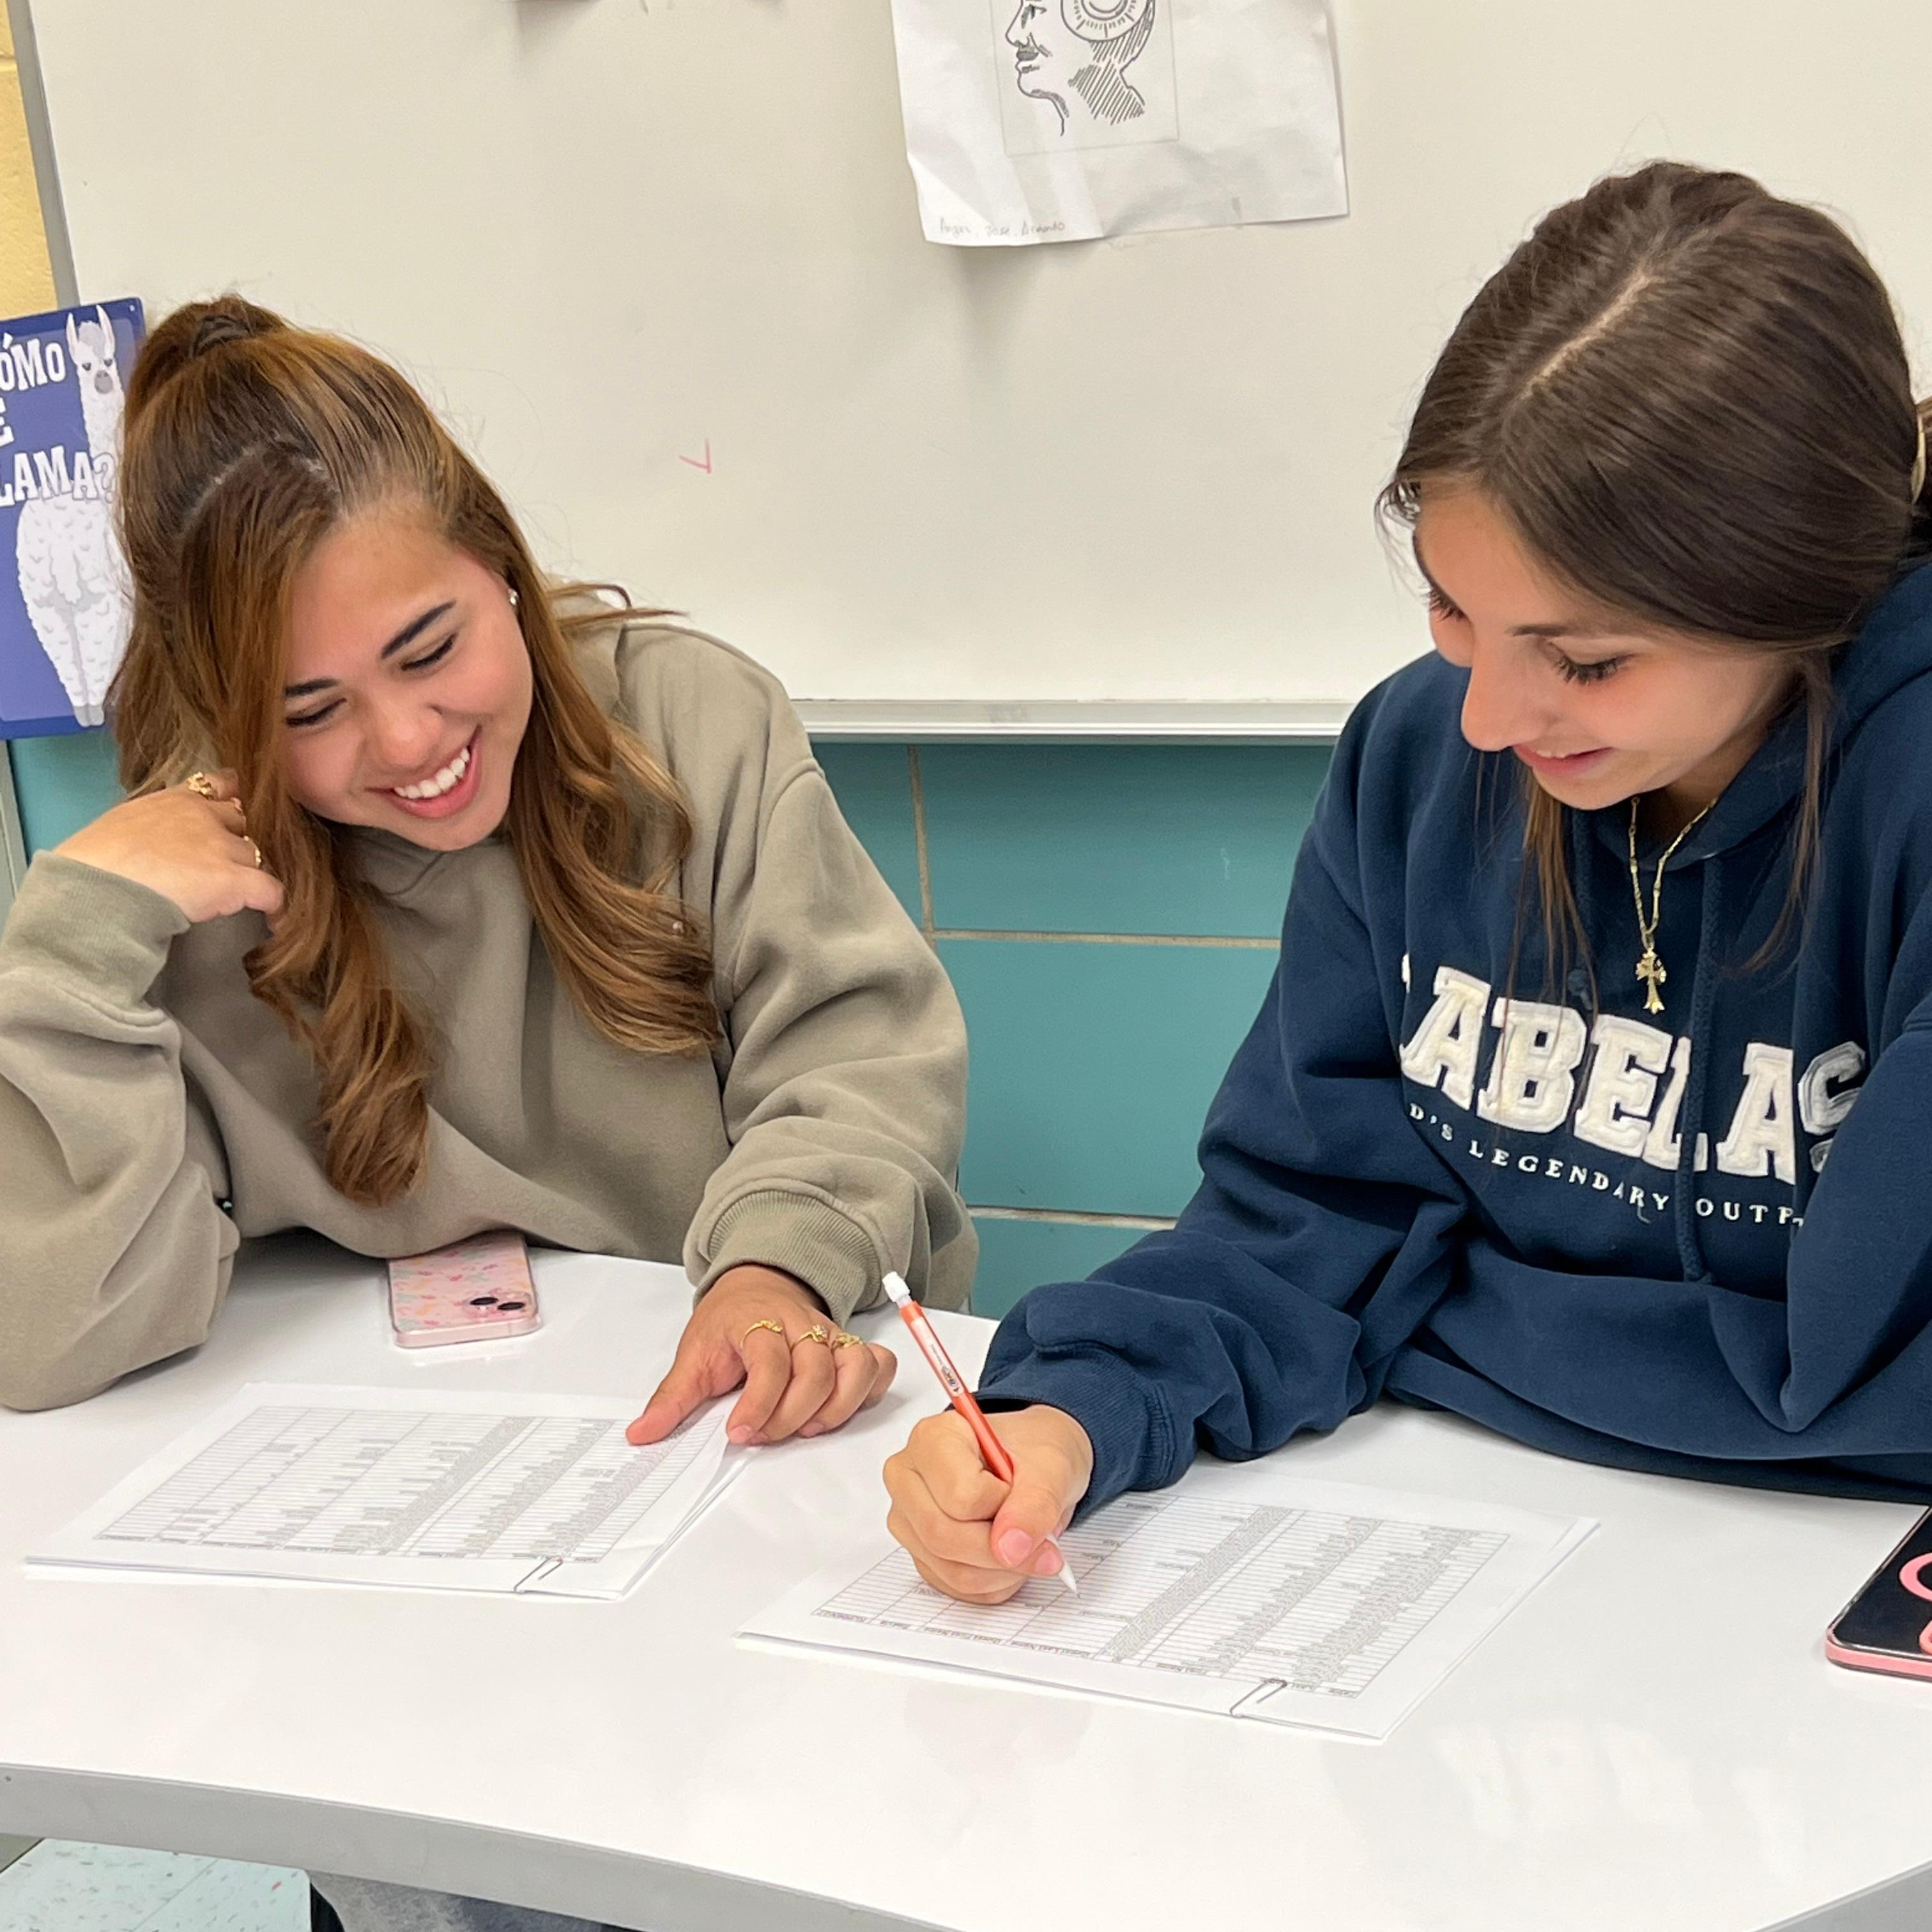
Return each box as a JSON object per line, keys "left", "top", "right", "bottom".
{"left": 744, "top": 1432, "right": 767, "bottom": 1447}
{"left": 996, "top": 1529, "right": 1034, "bottom": 1567}
{"left": 799, "top": 1423, "right": 822, "bottom": 1438}
{"left": 1032, "top": 1544, "right": 1064, "bottom": 1575}
{"left": 728, "top": 1425, "right": 753, "bottom": 1445}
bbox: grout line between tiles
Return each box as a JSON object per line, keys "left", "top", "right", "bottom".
{"left": 906, "top": 746, "right": 936, "bottom": 934}
{"left": 969, "top": 1206, "right": 1176, "bottom": 1229}
{"left": 934, "top": 927, "right": 1277, "bottom": 949}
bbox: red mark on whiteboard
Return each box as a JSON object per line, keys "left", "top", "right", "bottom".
{"left": 679, "top": 439, "right": 713, "bottom": 473}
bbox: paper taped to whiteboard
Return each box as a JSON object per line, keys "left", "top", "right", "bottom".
{"left": 887, "top": 0, "right": 1347, "bottom": 245}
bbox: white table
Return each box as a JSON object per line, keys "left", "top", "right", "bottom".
{"left": 3, "top": 1236, "right": 1930, "bottom": 1932}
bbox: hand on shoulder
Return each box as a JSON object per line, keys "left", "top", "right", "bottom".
{"left": 55, "top": 770, "right": 285, "bottom": 925}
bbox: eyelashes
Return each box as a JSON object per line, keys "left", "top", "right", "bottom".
{"left": 1550, "top": 654, "right": 1623, "bottom": 686}
{"left": 402, "top": 636, "right": 456, "bottom": 676}
{"left": 283, "top": 632, "right": 458, "bottom": 730}
{"left": 1425, "top": 589, "right": 1625, "bottom": 685}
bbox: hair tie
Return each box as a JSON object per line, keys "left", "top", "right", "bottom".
{"left": 188, "top": 307, "right": 272, "bottom": 362}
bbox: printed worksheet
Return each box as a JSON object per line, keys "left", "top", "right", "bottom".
{"left": 746, "top": 1466, "right": 1591, "bottom": 1739}
{"left": 30, "top": 1384, "right": 740, "bottom": 1598}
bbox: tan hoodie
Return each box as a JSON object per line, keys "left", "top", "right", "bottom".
{"left": 0, "top": 619, "right": 974, "bottom": 1409}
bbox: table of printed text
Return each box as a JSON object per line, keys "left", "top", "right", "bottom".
{"left": 96, "top": 1404, "right": 707, "bottom": 1564}
{"left": 815, "top": 1495, "right": 1507, "bottom": 1698}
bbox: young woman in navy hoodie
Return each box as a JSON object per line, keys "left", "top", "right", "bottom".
{"left": 887, "top": 160, "right": 1932, "bottom": 1602}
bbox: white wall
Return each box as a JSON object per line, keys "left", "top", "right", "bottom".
{"left": 27, "top": 0, "right": 1932, "bottom": 709}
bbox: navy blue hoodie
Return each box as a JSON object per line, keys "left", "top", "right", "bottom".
{"left": 979, "top": 564, "right": 1932, "bottom": 1512}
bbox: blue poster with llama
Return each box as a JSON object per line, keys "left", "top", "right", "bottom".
{"left": 0, "top": 297, "right": 145, "bottom": 739}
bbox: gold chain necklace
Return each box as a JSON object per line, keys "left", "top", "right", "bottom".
{"left": 1627, "top": 795, "right": 1715, "bottom": 1015}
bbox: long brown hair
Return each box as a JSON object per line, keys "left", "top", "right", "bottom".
{"left": 1378, "top": 161, "right": 1929, "bottom": 985}
{"left": 110, "top": 296, "right": 720, "bottom": 1206}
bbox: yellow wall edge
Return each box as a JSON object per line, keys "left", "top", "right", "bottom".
{"left": 0, "top": 17, "right": 57, "bottom": 317}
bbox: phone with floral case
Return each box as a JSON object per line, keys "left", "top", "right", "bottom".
{"left": 387, "top": 1231, "right": 540, "bottom": 1348}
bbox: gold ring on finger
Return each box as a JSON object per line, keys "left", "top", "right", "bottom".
{"left": 741, "top": 1319, "right": 786, "bottom": 1345}
{"left": 793, "top": 1324, "right": 832, "bottom": 1348}
{"left": 829, "top": 1331, "right": 865, "bottom": 1349}
{"left": 185, "top": 771, "right": 218, "bottom": 799}
{"left": 244, "top": 836, "right": 265, "bottom": 869}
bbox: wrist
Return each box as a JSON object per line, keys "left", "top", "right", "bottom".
{"left": 1046, "top": 1406, "right": 1096, "bottom": 1479}
{"left": 710, "top": 1262, "right": 827, "bottom": 1317}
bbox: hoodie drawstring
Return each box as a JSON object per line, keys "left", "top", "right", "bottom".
{"left": 1671, "top": 855, "right": 1722, "bottom": 1284}
{"left": 1568, "top": 813, "right": 1596, "bottom": 1004}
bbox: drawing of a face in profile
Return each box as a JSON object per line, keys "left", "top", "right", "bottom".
{"left": 998, "top": 0, "right": 1178, "bottom": 155}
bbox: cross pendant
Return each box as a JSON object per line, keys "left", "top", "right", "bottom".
{"left": 1636, "top": 948, "right": 1667, "bottom": 1014}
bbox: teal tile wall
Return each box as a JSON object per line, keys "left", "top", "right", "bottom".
{"left": 920, "top": 744, "right": 1323, "bottom": 939}
{"left": 6, "top": 732, "right": 1333, "bottom": 1319}
{"left": 8, "top": 730, "right": 120, "bottom": 854}
{"left": 811, "top": 743, "right": 923, "bottom": 923}
{"left": 824, "top": 744, "right": 1329, "bottom": 1316}
{"left": 938, "top": 935, "right": 1278, "bottom": 1218}
{"left": 969, "top": 1215, "right": 1149, "bottom": 1319}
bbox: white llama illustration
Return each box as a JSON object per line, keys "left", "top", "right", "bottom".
{"left": 15, "top": 307, "right": 130, "bottom": 726}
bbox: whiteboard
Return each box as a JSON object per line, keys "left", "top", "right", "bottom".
{"left": 22, "top": 0, "right": 1932, "bottom": 712}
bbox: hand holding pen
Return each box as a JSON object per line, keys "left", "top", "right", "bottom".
{"left": 882, "top": 1272, "right": 1090, "bottom": 1601}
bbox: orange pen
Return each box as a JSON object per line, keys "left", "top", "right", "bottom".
{"left": 882, "top": 1271, "right": 1078, "bottom": 1595}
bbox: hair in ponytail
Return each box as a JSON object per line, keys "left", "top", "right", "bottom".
{"left": 111, "top": 295, "right": 719, "bottom": 1206}
{"left": 1378, "top": 162, "right": 1929, "bottom": 984}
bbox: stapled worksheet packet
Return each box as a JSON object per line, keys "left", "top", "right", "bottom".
{"left": 30, "top": 1384, "right": 740, "bottom": 1598}
{"left": 746, "top": 1464, "right": 1593, "bottom": 1739}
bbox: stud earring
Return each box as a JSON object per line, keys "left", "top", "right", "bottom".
{"left": 507, "top": 584, "right": 519, "bottom": 610}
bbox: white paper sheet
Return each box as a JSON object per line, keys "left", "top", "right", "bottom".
{"left": 887, "top": 0, "right": 1347, "bottom": 245}
{"left": 746, "top": 1465, "right": 1592, "bottom": 1738}
{"left": 29, "top": 1384, "right": 740, "bottom": 1598}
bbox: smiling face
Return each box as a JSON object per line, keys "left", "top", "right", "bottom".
{"left": 1416, "top": 485, "right": 1795, "bottom": 821}
{"left": 279, "top": 510, "right": 533, "bottom": 851}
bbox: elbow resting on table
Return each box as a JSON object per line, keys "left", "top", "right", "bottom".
{"left": 0, "top": 1349, "right": 116, "bottom": 1413}
{"left": 0, "top": 1320, "right": 197, "bottom": 1414}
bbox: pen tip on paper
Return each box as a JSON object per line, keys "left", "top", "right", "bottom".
{"left": 1058, "top": 1564, "right": 1080, "bottom": 1597}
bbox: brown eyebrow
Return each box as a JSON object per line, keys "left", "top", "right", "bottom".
{"left": 282, "top": 601, "right": 456, "bottom": 700}
{"left": 1410, "top": 532, "right": 1606, "bottom": 642}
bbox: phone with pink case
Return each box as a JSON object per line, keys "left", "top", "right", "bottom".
{"left": 388, "top": 1231, "right": 541, "bottom": 1348}
{"left": 1824, "top": 1509, "right": 1932, "bottom": 1682}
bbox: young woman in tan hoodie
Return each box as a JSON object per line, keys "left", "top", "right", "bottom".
{"left": 0, "top": 296, "right": 975, "bottom": 1932}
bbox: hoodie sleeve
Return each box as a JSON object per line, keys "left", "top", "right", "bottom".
{"left": 976, "top": 717, "right": 1469, "bottom": 1511}
{"left": 618, "top": 629, "right": 976, "bottom": 1328}
{"left": 0, "top": 855, "right": 240, "bottom": 1410}
{"left": 684, "top": 755, "right": 976, "bottom": 1326}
